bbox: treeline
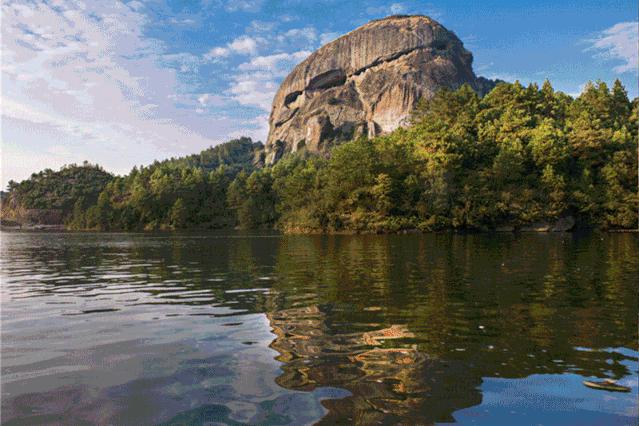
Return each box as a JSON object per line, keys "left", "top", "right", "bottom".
{"left": 3, "top": 80, "right": 638, "bottom": 232}
{"left": 66, "top": 137, "right": 263, "bottom": 230}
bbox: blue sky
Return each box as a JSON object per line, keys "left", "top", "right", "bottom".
{"left": 1, "top": 0, "right": 637, "bottom": 187}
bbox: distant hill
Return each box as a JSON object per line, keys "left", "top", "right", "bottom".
{"left": 1, "top": 162, "right": 113, "bottom": 226}
{"left": 1, "top": 138, "right": 264, "bottom": 227}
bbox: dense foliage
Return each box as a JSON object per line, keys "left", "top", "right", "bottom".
{"left": 154, "top": 136, "right": 261, "bottom": 172}
{"left": 67, "top": 137, "right": 263, "bottom": 230}
{"left": 4, "top": 81, "right": 637, "bottom": 232}
{"left": 1, "top": 162, "right": 113, "bottom": 224}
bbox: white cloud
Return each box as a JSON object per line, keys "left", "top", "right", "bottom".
{"left": 230, "top": 50, "right": 310, "bottom": 111}
{"left": 366, "top": 3, "right": 407, "bottom": 16}
{"left": 238, "top": 51, "right": 310, "bottom": 72}
{"left": 0, "top": 0, "right": 245, "bottom": 186}
{"left": 206, "top": 46, "right": 231, "bottom": 59}
{"left": 475, "top": 61, "right": 495, "bottom": 73}
{"left": 366, "top": 2, "right": 443, "bottom": 21}
{"left": 319, "top": 32, "right": 340, "bottom": 45}
{"left": 390, "top": 3, "right": 407, "bottom": 14}
{"left": 239, "top": 54, "right": 288, "bottom": 72}
{"left": 248, "top": 20, "right": 276, "bottom": 33}
{"left": 2, "top": 139, "right": 93, "bottom": 187}
{"left": 203, "top": 22, "right": 322, "bottom": 116}
{"left": 170, "top": 17, "right": 196, "bottom": 25}
{"left": 205, "top": 35, "right": 262, "bottom": 60}
{"left": 197, "top": 94, "right": 209, "bottom": 106}
{"left": 162, "top": 52, "right": 203, "bottom": 73}
{"left": 227, "top": 114, "right": 270, "bottom": 142}
{"left": 197, "top": 93, "right": 226, "bottom": 107}
{"left": 277, "top": 27, "right": 318, "bottom": 44}
{"left": 203, "top": 27, "right": 316, "bottom": 113}
{"left": 128, "top": 1, "right": 145, "bottom": 11}
{"left": 484, "top": 72, "right": 530, "bottom": 84}
{"left": 224, "top": 0, "right": 264, "bottom": 13}
{"left": 227, "top": 75, "right": 280, "bottom": 111}
{"left": 228, "top": 35, "right": 259, "bottom": 55}
{"left": 588, "top": 21, "right": 638, "bottom": 74}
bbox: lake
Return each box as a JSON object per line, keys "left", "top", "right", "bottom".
{"left": 1, "top": 231, "right": 637, "bottom": 425}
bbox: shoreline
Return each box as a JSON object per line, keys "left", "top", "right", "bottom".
{"left": 2, "top": 225, "right": 637, "bottom": 234}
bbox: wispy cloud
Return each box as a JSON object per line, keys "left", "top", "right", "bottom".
{"left": 228, "top": 35, "right": 261, "bottom": 55}
{"left": 365, "top": 1, "right": 443, "bottom": 21}
{"left": 238, "top": 51, "right": 311, "bottom": 73}
{"left": 587, "top": 21, "right": 638, "bottom": 74}
{"left": 276, "top": 27, "right": 318, "bottom": 44}
{"left": 197, "top": 17, "right": 324, "bottom": 139}
{"left": 484, "top": 72, "right": 530, "bottom": 84}
{"left": 205, "top": 35, "right": 263, "bottom": 59}
{"left": 319, "top": 32, "right": 340, "bottom": 45}
{"left": 4, "top": 0, "right": 631, "bottom": 188}
{"left": 0, "top": 0, "right": 245, "bottom": 185}
{"left": 206, "top": 46, "right": 232, "bottom": 58}
{"left": 224, "top": 0, "right": 265, "bottom": 13}
{"left": 366, "top": 3, "right": 407, "bottom": 16}
{"left": 230, "top": 50, "right": 311, "bottom": 110}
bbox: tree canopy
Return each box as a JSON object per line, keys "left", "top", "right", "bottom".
{"left": 3, "top": 81, "right": 637, "bottom": 232}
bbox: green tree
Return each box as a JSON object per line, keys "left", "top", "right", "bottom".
{"left": 68, "top": 197, "right": 86, "bottom": 230}
{"left": 170, "top": 198, "right": 188, "bottom": 228}
{"left": 7, "top": 81, "right": 636, "bottom": 233}
{"left": 541, "top": 165, "right": 567, "bottom": 219}
{"left": 372, "top": 173, "right": 393, "bottom": 218}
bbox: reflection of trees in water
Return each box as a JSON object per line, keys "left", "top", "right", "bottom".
{"left": 267, "top": 305, "right": 482, "bottom": 424}
{"left": 274, "top": 233, "right": 637, "bottom": 355}
{"left": 5, "top": 232, "right": 638, "bottom": 422}
{"left": 266, "top": 234, "right": 638, "bottom": 423}
{"left": 8, "top": 233, "right": 637, "bottom": 357}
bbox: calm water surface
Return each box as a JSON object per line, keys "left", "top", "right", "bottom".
{"left": 1, "top": 231, "right": 637, "bottom": 425}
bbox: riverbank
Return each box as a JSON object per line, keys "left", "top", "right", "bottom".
{"left": 1, "top": 224, "right": 66, "bottom": 232}
{"left": 2, "top": 224, "right": 637, "bottom": 234}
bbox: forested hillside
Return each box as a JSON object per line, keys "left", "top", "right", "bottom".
{"left": 3, "top": 81, "right": 637, "bottom": 232}
{"left": 1, "top": 138, "right": 261, "bottom": 228}
{"left": 1, "top": 163, "right": 113, "bottom": 225}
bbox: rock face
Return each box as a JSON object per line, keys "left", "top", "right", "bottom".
{"left": 264, "top": 15, "right": 495, "bottom": 164}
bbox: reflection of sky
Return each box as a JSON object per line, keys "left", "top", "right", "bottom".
{"left": 1, "top": 305, "right": 349, "bottom": 424}
{"left": 451, "top": 347, "right": 638, "bottom": 425}
{"left": 0, "top": 234, "right": 350, "bottom": 424}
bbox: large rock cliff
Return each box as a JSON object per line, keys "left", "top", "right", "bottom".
{"left": 264, "top": 15, "right": 495, "bottom": 164}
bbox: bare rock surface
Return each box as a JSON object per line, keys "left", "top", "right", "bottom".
{"left": 264, "top": 15, "right": 495, "bottom": 164}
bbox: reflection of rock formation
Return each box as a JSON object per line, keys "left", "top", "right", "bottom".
{"left": 267, "top": 305, "right": 482, "bottom": 424}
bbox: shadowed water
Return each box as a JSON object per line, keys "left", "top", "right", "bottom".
{"left": 1, "top": 231, "right": 637, "bottom": 425}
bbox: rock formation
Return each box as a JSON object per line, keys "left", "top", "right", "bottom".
{"left": 264, "top": 15, "right": 496, "bottom": 164}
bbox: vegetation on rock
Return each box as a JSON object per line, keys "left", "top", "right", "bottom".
{"left": 265, "top": 15, "right": 494, "bottom": 163}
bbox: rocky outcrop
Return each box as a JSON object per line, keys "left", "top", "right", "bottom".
{"left": 520, "top": 216, "right": 576, "bottom": 232}
{"left": 264, "top": 15, "right": 496, "bottom": 164}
